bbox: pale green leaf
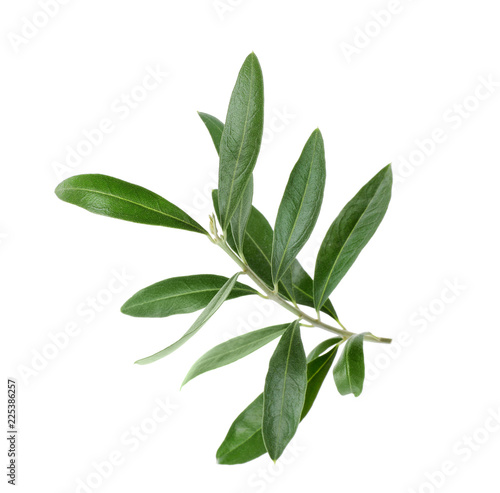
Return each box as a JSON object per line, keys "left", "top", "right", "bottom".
{"left": 182, "top": 323, "right": 288, "bottom": 387}
{"left": 135, "top": 273, "right": 241, "bottom": 365}
{"left": 333, "top": 333, "right": 366, "bottom": 397}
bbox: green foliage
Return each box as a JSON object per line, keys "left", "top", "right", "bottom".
{"left": 55, "top": 174, "right": 206, "bottom": 234}
{"left": 271, "top": 129, "right": 326, "bottom": 285}
{"left": 262, "top": 320, "right": 307, "bottom": 461}
{"left": 121, "top": 275, "right": 257, "bottom": 318}
{"left": 218, "top": 52, "right": 264, "bottom": 232}
{"left": 56, "top": 53, "right": 393, "bottom": 464}
{"left": 134, "top": 273, "right": 241, "bottom": 365}
{"left": 182, "top": 323, "right": 288, "bottom": 387}
{"left": 212, "top": 188, "right": 337, "bottom": 320}
{"left": 314, "top": 165, "right": 392, "bottom": 310}
{"left": 333, "top": 333, "right": 367, "bottom": 397}
{"left": 216, "top": 338, "right": 342, "bottom": 465}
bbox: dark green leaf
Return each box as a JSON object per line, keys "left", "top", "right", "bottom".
{"left": 213, "top": 189, "right": 337, "bottom": 319}
{"left": 135, "top": 273, "right": 241, "bottom": 365}
{"left": 55, "top": 174, "right": 207, "bottom": 234}
{"left": 218, "top": 53, "right": 264, "bottom": 231}
{"left": 290, "top": 262, "right": 338, "bottom": 322}
{"left": 121, "top": 275, "right": 257, "bottom": 318}
{"left": 216, "top": 394, "right": 267, "bottom": 465}
{"left": 306, "top": 337, "right": 342, "bottom": 363}
{"left": 272, "top": 129, "right": 326, "bottom": 284}
{"left": 314, "top": 165, "right": 392, "bottom": 310}
{"left": 263, "top": 320, "right": 307, "bottom": 461}
{"left": 216, "top": 337, "right": 339, "bottom": 465}
{"left": 198, "top": 112, "right": 224, "bottom": 153}
{"left": 301, "top": 345, "right": 340, "bottom": 419}
{"left": 182, "top": 323, "right": 288, "bottom": 387}
{"left": 231, "top": 177, "right": 253, "bottom": 255}
{"left": 333, "top": 333, "right": 366, "bottom": 397}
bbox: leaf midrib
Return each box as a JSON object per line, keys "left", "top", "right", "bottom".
{"left": 344, "top": 342, "right": 355, "bottom": 394}
{"left": 125, "top": 286, "right": 253, "bottom": 310}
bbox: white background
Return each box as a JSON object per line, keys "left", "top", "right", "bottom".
{"left": 2, "top": 1, "right": 500, "bottom": 492}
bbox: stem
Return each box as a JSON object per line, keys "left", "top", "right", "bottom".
{"left": 214, "top": 236, "right": 391, "bottom": 345}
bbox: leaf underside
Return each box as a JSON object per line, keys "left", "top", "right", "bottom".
{"left": 182, "top": 323, "right": 289, "bottom": 387}
{"left": 135, "top": 273, "right": 241, "bottom": 365}
{"left": 333, "top": 333, "right": 366, "bottom": 397}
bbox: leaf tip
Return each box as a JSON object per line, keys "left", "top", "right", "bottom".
{"left": 247, "top": 51, "right": 262, "bottom": 67}
{"left": 312, "top": 127, "right": 323, "bottom": 139}
{"left": 54, "top": 181, "right": 65, "bottom": 198}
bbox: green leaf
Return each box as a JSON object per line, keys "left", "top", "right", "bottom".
{"left": 212, "top": 190, "right": 337, "bottom": 319}
{"left": 55, "top": 174, "right": 207, "bottom": 234}
{"left": 262, "top": 320, "right": 307, "bottom": 461}
{"left": 301, "top": 344, "right": 340, "bottom": 419}
{"left": 306, "top": 337, "right": 342, "bottom": 363}
{"left": 204, "top": 120, "right": 337, "bottom": 319}
{"left": 198, "top": 112, "right": 224, "bottom": 153}
{"left": 314, "top": 165, "right": 392, "bottom": 310}
{"left": 216, "top": 337, "right": 340, "bottom": 465}
{"left": 216, "top": 394, "right": 267, "bottom": 465}
{"left": 271, "top": 129, "right": 326, "bottom": 285}
{"left": 182, "top": 323, "right": 288, "bottom": 387}
{"left": 333, "top": 333, "right": 366, "bottom": 397}
{"left": 231, "top": 177, "right": 253, "bottom": 255}
{"left": 135, "top": 273, "right": 241, "bottom": 365}
{"left": 218, "top": 53, "right": 264, "bottom": 231}
{"left": 121, "top": 275, "right": 257, "bottom": 318}
{"left": 290, "top": 262, "right": 338, "bottom": 322}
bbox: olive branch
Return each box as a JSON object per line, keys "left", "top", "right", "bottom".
{"left": 55, "top": 53, "right": 393, "bottom": 464}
